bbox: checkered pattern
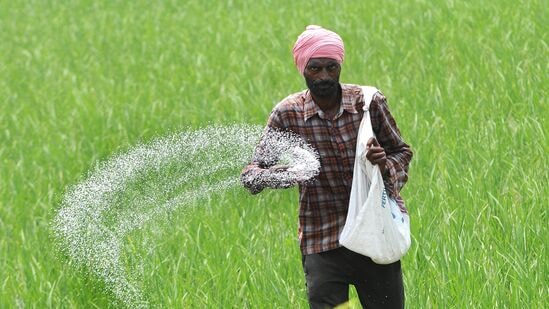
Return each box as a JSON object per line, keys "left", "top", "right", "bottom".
{"left": 241, "top": 84, "right": 413, "bottom": 255}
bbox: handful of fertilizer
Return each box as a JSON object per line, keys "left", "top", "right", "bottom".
{"left": 243, "top": 128, "right": 320, "bottom": 191}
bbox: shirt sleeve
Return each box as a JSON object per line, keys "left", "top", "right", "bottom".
{"left": 369, "top": 92, "right": 413, "bottom": 197}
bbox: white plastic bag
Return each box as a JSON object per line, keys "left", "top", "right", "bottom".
{"left": 339, "top": 86, "right": 411, "bottom": 264}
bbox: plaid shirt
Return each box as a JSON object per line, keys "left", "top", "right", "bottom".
{"left": 241, "top": 83, "right": 413, "bottom": 255}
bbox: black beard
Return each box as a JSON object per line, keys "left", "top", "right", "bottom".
{"left": 306, "top": 79, "right": 339, "bottom": 98}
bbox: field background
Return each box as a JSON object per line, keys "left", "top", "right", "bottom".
{"left": 1, "top": 0, "right": 547, "bottom": 308}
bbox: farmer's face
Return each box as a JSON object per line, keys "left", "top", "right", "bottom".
{"left": 303, "top": 58, "right": 341, "bottom": 98}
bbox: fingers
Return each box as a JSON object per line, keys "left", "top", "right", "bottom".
{"left": 365, "top": 146, "right": 384, "bottom": 159}
{"left": 366, "top": 137, "right": 380, "bottom": 148}
{"left": 367, "top": 154, "right": 386, "bottom": 168}
{"left": 365, "top": 138, "right": 386, "bottom": 166}
{"left": 362, "top": 152, "right": 386, "bottom": 174}
{"left": 368, "top": 151, "right": 386, "bottom": 163}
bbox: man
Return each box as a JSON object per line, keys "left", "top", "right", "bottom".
{"left": 241, "top": 25, "right": 412, "bottom": 308}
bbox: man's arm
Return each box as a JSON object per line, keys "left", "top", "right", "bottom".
{"left": 240, "top": 109, "right": 298, "bottom": 194}
{"left": 368, "top": 92, "right": 413, "bottom": 197}
{"left": 241, "top": 160, "right": 295, "bottom": 194}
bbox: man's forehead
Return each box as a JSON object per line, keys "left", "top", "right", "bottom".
{"left": 307, "top": 57, "right": 339, "bottom": 66}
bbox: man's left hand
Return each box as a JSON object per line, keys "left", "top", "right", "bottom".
{"left": 365, "top": 137, "right": 387, "bottom": 175}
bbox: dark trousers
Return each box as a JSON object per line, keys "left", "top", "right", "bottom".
{"left": 302, "top": 247, "right": 404, "bottom": 309}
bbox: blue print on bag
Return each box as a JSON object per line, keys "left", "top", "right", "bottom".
{"left": 381, "top": 189, "right": 387, "bottom": 208}
{"left": 383, "top": 188, "right": 404, "bottom": 223}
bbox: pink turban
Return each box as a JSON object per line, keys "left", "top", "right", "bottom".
{"left": 292, "top": 25, "right": 345, "bottom": 75}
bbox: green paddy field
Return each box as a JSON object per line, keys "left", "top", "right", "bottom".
{"left": 0, "top": 0, "right": 547, "bottom": 307}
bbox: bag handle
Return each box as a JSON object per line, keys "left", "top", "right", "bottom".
{"left": 359, "top": 86, "right": 380, "bottom": 178}
{"left": 361, "top": 86, "right": 379, "bottom": 112}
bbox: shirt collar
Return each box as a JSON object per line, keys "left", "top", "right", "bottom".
{"left": 303, "top": 84, "right": 359, "bottom": 122}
